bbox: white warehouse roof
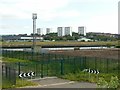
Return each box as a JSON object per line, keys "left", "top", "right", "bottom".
{"left": 20, "top": 37, "right": 43, "bottom": 40}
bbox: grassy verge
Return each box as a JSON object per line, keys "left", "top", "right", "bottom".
{"left": 2, "top": 57, "right": 32, "bottom": 63}
{"left": 2, "top": 41, "right": 119, "bottom": 46}
{"left": 2, "top": 78, "right": 39, "bottom": 89}
{"left": 59, "top": 71, "right": 120, "bottom": 88}
{"left": 60, "top": 72, "right": 115, "bottom": 82}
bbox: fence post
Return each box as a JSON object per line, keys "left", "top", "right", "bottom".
{"left": 11, "top": 50, "right": 13, "bottom": 58}
{"left": 73, "top": 57, "right": 75, "bottom": 74}
{"left": 23, "top": 51, "right": 24, "bottom": 60}
{"left": 35, "top": 63, "right": 37, "bottom": 77}
{"left": 60, "top": 59, "right": 64, "bottom": 75}
{"left": 80, "top": 56, "right": 84, "bottom": 70}
{"left": 18, "top": 51, "right": 20, "bottom": 59}
{"left": 41, "top": 54, "right": 44, "bottom": 78}
{"left": 95, "top": 57, "right": 97, "bottom": 69}
{"left": 18, "top": 62, "right": 21, "bottom": 77}
{"left": 83, "top": 56, "right": 86, "bottom": 69}
{"left": 68, "top": 56, "right": 69, "bottom": 61}
{"left": 41, "top": 62, "right": 43, "bottom": 78}
{"left": 8, "top": 67, "right": 10, "bottom": 80}
{"left": 13, "top": 68, "right": 16, "bottom": 85}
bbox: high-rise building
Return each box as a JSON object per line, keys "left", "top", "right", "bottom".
{"left": 37, "top": 28, "right": 42, "bottom": 35}
{"left": 46, "top": 28, "right": 51, "bottom": 34}
{"left": 57, "top": 27, "right": 64, "bottom": 36}
{"left": 78, "top": 26, "right": 86, "bottom": 36}
{"left": 64, "top": 27, "right": 72, "bottom": 36}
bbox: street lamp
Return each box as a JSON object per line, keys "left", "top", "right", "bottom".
{"left": 31, "top": 13, "right": 37, "bottom": 61}
{"left": 32, "top": 13, "right": 37, "bottom": 52}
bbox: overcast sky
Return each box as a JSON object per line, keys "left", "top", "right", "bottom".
{"left": 0, "top": 0, "right": 119, "bottom": 35}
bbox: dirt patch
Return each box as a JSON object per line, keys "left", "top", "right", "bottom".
{"left": 49, "top": 48, "right": 120, "bottom": 59}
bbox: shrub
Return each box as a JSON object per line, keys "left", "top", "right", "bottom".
{"left": 108, "top": 76, "right": 119, "bottom": 88}
{"left": 97, "top": 76, "right": 119, "bottom": 88}
{"left": 97, "top": 77, "right": 108, "bottom": 88}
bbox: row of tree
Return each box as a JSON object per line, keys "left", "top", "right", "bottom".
{"left": 43, "top": 32, "right": 118, "bottom": 41}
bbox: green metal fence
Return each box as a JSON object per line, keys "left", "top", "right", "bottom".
{"left": 2, "top": 64, "right": 16, "bottom": 87}
{"left": 2, "top": 50, "right": 120, "bottom": 79}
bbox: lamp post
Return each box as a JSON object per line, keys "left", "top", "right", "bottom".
{"left": 32, "top": 13, "right": 37, "bottom": 60}
{"left": 32, "top": 13, "right": 37, "bottom": 53}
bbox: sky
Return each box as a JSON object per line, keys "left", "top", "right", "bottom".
{"left": 0, "top": 0, "right": 119, "bottom": 35}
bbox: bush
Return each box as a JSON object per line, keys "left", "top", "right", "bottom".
{"left": 97, "top": 77, "right": 108, "bottom": 88}
{"left": 108, "top": 76, "right": 119, "bottom": 88}
{"left": 97, "top": 76, "right": 119, "bottom": 88}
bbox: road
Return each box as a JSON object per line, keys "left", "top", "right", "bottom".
{"left": 22, "top": 77, "right": 97, "bottom": 88}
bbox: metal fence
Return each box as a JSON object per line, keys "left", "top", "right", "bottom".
{"left": 2, "top": 50, "right": 120, "bottom": 78}
{"left": 2, "top": 64, "right": 16, "bottom": 86}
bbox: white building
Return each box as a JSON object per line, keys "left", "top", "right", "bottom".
{"left": 77, "top": 37, "right": 93, "bottom": 42}
{"left": 78, "top": 26, "right": 86, "bottom": 36}
{"left": 57, "top": 27, "right": 64, "bottom": 36}
{"left": 21, "top": 37, "right": 43, "bottom": 40}
{"left": 37, "top": 28, "right": 42, "bottom": 35}
{"left": 64, "top": 27, "right": 72, "bottom": 36}
{"left": 46, "top": 28, "right": 51, "bottom": 34}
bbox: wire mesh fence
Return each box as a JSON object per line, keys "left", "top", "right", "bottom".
{"left": 2, "top": 64, "right": 16, "bottom": 87}
{"left": 2, "top": 50, "right": 120, "bottom": 79}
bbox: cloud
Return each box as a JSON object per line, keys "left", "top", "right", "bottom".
{"left": 0, "top": 0, "right": 118, "bottom": 34}
{"left": 0, "top": 0, "right": 70, "bottom": 20}
{"left": 86, "top": 11, "right": 118, "bottom": 34}
{"left": 69, "top": 0, "right": 119, "bottom": 3}
{"left": 0, "top": 24, "right": 32, "bottom": 35}
{"left": 37, "top": 10, "right": 81, "bottom": 22}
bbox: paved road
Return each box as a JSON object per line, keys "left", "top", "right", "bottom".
{"left": 24, "top": 77, "right": 97, "bottom": 88}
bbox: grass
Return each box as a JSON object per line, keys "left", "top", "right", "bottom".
{"left": 2, "top": 57, "right": 32, "bottom": 63}
{"left": 2, "top": 78, "right": 39, "bottom": 89}
{"left": 59, "top": 71, "right": 120, "bottom": 86}
{"left": 59, "top": 71, "right": 120, "bottom": 89}
{"left": 2, "top": 78, "right": 14, "bottom": 89}
{"left": 15, "top": 78, "right": 39, "bottom": 88}
{"left": 2, "top": 41, "right": 119, "bottom": 46}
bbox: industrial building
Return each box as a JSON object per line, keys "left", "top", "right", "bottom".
{"left": 2, "top": 35, "right": 43, "bottom": 42}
